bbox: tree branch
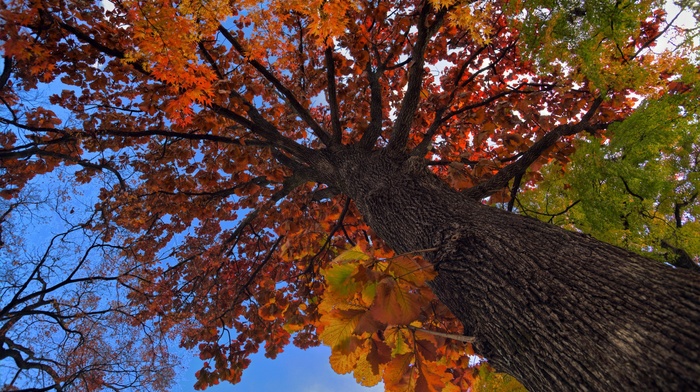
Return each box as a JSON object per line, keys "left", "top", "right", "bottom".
{"left": 303, "top": 197, "right": 353, "bottom": 275}
{"left": 48, "top": 19, "right": 311, "bottom": 164}
{"left": 358, "top": 41, "right": 388, "bottom": 150}
{"left": 217, "top": 25, "right": 333, "bottom": 146}
{"left": 98, "top": 128, "right": 265, "bottom": 146}
{"left": 325, "top": 47, "right": 342, "bottom": 144}
{"left": 0, "top": 145, "right": 126, "bottom": 189}
{"left": 660, "top": 240, "right": 700, "bottom": 272}
{"left": 464, "top": 97, "right": 606, "bottom": 200}
{"left": 674, "top": 192, "right": 698, "bottom": 228}
{"left": 406, "top": 325, "right": 475, "bottom": 343}
{"left": 221, "top": 175, "right": 306, "bottom": 255}
{"left": 209, "top": 102, "right": 314, "bottom": 162}
{"left": 0, "top": 56, "right": 12, "bottom": 90}
{"left": 387, "top": 3, "right": 446, "bottom": 153}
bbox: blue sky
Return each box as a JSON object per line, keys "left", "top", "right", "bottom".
{"left": 175, "top": 345, "right": 383, "bottom": 392}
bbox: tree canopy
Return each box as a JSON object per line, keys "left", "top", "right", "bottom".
{"left": 1, "top": 0, "right": 698, "bottom": 390}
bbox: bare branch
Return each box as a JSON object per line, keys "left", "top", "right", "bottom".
{"left": 98, "top": 128, "right": 266, "bottom": 146}
{"left": 0, "top": 145, "right": 126, "bottom": 189}
{"left": 406, "top": 325, "right": 475, "bottom": 343}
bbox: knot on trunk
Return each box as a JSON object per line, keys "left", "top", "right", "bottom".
{"left": 431, "top": 222, "right": 470, "bottom": 270}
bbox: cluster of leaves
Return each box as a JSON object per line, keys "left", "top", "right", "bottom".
{"left": 515, "top": 0, "right": 686, "bottom": 92}
{"left": 318, "top": 244, "right": 524, "bottom": 391}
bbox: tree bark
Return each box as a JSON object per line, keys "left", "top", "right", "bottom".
{"left": 327, "top": 149, "right": 700, "bottom": 392}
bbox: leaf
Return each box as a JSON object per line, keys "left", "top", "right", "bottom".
{"left": 414, "top": 349, "right": 453, "bottom": 392}
{"left": 366, "top": 336, "right": 393, "bottom": 374}
{"left": 383, "top": 353, "right": 414, "bottom": 387}
{"left": 386, "top": 255, "right": 436, "bottom": 285}
{"left": 319, "top": 309, "right": 365, "bottom": 349}
{"left": 322, "top": 262, "right": 359, "bottom": 297}
{"left": 385, "top": 327, "right": 412, "bottom": 357}
{"left": 370, "top": 278, "right": 423, "bottom": 325}
{"left": 329, "top": 345, "right": 361, "bottom": 374}
{"left": 353, "top": 353, "right": 384, "bottom": 386}
{"left": 333, "top": 245, "right": 372, "bottom": 264}
{"left": 472, "top": 365, "right": 527, "bottom": 392}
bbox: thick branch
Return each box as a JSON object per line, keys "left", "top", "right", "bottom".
{"left": 359, "top": 65, "right": 385, "bottom": 150}
{"left": 56, "top": 20, "right": 149, "bottom": 76}
{"left": 209, "top": 103, "right": 314, "bottom": 162}
{"left": 0, "top": 56, "right": 12, "bottom": 90}
{"left": 411, "top": 108, "right": 446, "bottom": 157}
{"left": 325, "top": 47, "right": 342, "bottom": 144}
{"left": 387, "top": 4, "right": 446, "bottom": 153}
{"left": 217, "top": 25, "right": 332, "bottom": 146}
{"left": 674, "top": 192, "right": 698, "bottom": 228}
{"left": 0, "top": 346, "right": 62, "bottom": 388}
{"left": 660, "top": 240, "right": 700, "bottom": 271}
{"left": 507, "top": 173, "right": 523, "bottom": 212}
{"left": 464, "top": 98, "right": 605, "bottom": 200}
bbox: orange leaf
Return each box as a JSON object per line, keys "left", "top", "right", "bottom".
{"left": 370, "top": 278, "right": 423, "bottom": 325}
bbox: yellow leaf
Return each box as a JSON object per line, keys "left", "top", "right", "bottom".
{"left": 329, "top": 346, "right": 361, "bottom": 374}
{"left": 353, "top": 353, "right": 384, "bottom": 387}
{"left": 319, "top": 309, "right": 364, "bottom": 349}
{"left": 333, "top": 244, "right": 372, "bottom": 264}
{"left": 385, "top": 327, "right": 412, "bottom": 357}
{"left": 383, "top": 353, "right": 414, "bottom": 387}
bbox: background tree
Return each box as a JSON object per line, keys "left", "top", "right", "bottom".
{"left": 0, "top": 183, "right": 177, "bottom": 391}
{"left": 0, "top": 0, "right": 698, "bottom": 391}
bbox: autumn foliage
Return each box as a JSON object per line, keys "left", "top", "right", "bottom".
{"left": 1, "top": 0, "right": 698, "bottom": 390}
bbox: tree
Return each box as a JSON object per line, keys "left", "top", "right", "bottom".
{"left": 0, "top": 183, "right": 177, "bottom": 391}
{"left": 0, "top": 0, "right": 698, "bottom": 390}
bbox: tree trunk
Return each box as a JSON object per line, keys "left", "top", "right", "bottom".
{"left": 328, "top": 149, "right": 700, "bottom": 391}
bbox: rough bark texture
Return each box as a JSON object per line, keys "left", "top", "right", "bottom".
{"left": 326, "top": 148, "right": 700, "bottom": 392}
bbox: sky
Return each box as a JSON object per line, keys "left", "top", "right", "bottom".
{"left": 175, "top": 345, "right": 383, "bottom": 392}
